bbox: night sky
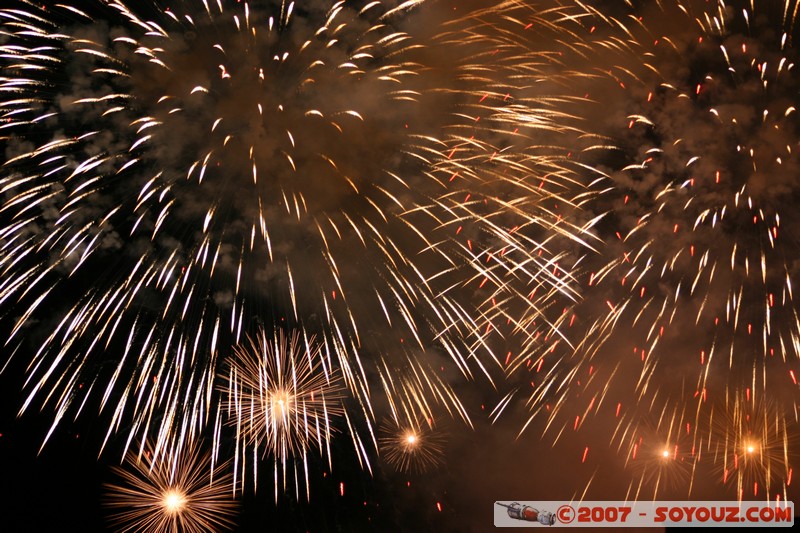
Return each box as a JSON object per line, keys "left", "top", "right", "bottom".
{"left": 2, "top": 1, "right": 799, "bottom": 531}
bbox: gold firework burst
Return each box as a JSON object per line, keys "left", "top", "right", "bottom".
{"left": 105, "top": 443, "right": 237, "bottom": 532}
{"left": 379, "top": 416, "right": 445, "bottom": 473}
{"left": 220, "top": 327, "right": 345, "bottom": 498}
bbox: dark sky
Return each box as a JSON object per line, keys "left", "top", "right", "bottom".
{"left": 1, "top": 0, "right": 799, "bottom": 531}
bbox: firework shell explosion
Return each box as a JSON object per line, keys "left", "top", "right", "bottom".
{"left": 378, "top": 415, "right": 445, "bottom": 473}
{"left": 219, "top": 327, "right": 345, "bottom": 499}
{"left": 104, "top": 442, "right": 238, "bottom": 532}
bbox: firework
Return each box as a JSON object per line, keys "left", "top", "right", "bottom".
{"left": 0, "top": 0, "right": 601, "bottom": 464}
{"left": 219, "top": 327, "right": 343, "bottom": 499}
{"left": 105, "top": 442, "right": 237, "bottom": 533}
{"left": 11, "top": 0, "right": 798, "bottom": 517}
{"left": 617, "top": 393, "right": 799, "bottom": 501}
{"left": 618, "top": 411, "right": 697, "bottom": 501}
{"left": 378, "top": 416, "right": 445, "bottom": 473}
{"left": 501, "top": 0, "right": 800, "bottom": 502}
{"left": 706, "top": 394, "right": 797, "bottom": 501}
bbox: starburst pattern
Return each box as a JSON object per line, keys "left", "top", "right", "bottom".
{"left": 105, "top": 443, "right": 237, "bottom": 533}
{"left": 378, "top": 416, "right": 445, "bottom": 473}
{"left": 219, "top": 327, "right": 344, "bottom": 499}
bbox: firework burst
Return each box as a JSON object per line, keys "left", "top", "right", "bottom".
{"left": 503, "top": 0, "right": 800, "bottom": 502}
{"left": 105, "top": 442, "right": 237, "bottom": 533}
{"left": 0, "top": 0, "right": 601, "bottom": 465}
{"left": 619, "top": 412, "right": 697, "bottom": 500}
{"left": 706, "top": 394, "right": 798, "bottom": 501}
{"left": 11, "top": 0, "right": 798, "bottom": 520}
{"left": 219, "top": 327, "right": 344, "bottom": 499}
{"left": 378, "top": 415, "right": 445, "bottom": 473}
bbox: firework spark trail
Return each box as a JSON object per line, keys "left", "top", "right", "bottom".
{"left": 105, "top": 442, "right": 238, "bottom": 533}
{"left": 501, "top": 0, "right": 800, "bottom": 502}
{"left": 0, "top": 0, "right": 603, "bottom": 482}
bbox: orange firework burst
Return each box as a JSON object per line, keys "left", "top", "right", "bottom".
{"left": 219, "top": 327, "right": 345, "bottom": 499}
{"left": 707, "top": 394, "right": 798, "bottom": 501}
{"left": 378, "top": 417, "right": 445, "bottom": 473}
{"left": 621, "top": 416, "right": 696, "bottom": 500}
{"left": 105, "top": 443, "right": 237, "bottom": 532}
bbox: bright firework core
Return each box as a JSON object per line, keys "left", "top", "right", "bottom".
{"left": 379, "top": 419, "right": 445, "bottom": 473}
{"left": 105, "top": 444, "right": 237, "bottom": 531}
{"left": 161, "top": 489, "right": 187, "bottom": 515}
{"left": 269, "top": 389, "right": 295, "bottom": 425}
